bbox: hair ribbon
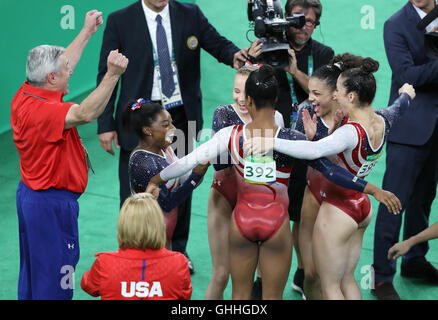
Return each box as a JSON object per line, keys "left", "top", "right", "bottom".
{"left": 130, "top": 98, "right": 149, "bottom": 111}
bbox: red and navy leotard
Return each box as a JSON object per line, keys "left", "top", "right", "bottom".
{"left": 273, "top": 93, "right": 411, "bottom": 224}
{"left": 211, "top": 104, "right": 284, "bottom": 208}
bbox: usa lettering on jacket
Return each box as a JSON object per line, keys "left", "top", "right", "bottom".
{"left": 121, "top": 281, "right": 163, "bottom": 298}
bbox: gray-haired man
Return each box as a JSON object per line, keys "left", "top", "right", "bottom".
{"left": 11, "top": 10, "right": 128, "bottom": 300}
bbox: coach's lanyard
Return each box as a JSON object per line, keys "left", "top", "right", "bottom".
{"left": 286, "top": 54, "right": 314, "bottom": 105}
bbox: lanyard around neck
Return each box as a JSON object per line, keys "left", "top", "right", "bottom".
{"left": 286, "top": 54, "right": 313, "bottom": 105}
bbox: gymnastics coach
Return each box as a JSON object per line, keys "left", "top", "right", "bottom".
{"left": 10, "top": 10, "right": 128, "bottom": 300}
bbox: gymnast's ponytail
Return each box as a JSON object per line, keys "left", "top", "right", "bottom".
{"left": 311, "top": 53, "right": 365, "bottom": 92}
{"left": 245, "top": 64, "right": 279, "bottom": 109}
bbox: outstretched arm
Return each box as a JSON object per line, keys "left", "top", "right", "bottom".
{"left": 245, "top": 128, "right": 400, "bottom": 213}
{"left": 64, "top": 10, "right": 103, "bottom": 72}
{"left": 64, "top": 50, "right": 128, "bottom": 130}
{"left": 388, "top": 221, "right": 438, "bottom": 260}
{"left": 243, "top": 124, "right": 358, "bottom": 160}
{"left": 157, "top": 169, "right": 205, "bottom": 212}
{"left": 146, "top": 127, "right": 232, "bottom": 197}
{"left": 308, "top": 157, "right": 401, "bottom": 214}
{"left": 275, "top": 125, "right": 357, "bottom": 159}
{"left": 130, "top": 152, "right": 209, "bottom": 212}
{"left": 375, "top": 90, "right": 413, "bottom": 128}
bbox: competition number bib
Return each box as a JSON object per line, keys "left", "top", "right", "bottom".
{"left": 356, "top": 151, "right": 383, "bottom": 178}
{"left": 244, "top": 155, "right": 276, "bottom": 184}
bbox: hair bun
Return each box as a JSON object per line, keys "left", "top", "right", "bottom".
{"left": 258, "top": 64, "right": 275, "bottom": 81}
{"left": 332, "top": 53, "right": 364, "bottom": 72}
{"left": 360, "top": 58, "right": 379, "bottom": 74}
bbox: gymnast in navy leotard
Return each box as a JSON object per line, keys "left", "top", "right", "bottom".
{"left": 122, "top": 98, "right": 209, "bottom": 249}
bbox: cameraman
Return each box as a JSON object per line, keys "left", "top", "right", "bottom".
{"left": 277, "top": 0, "right": 334, "bottom": 127}
{"left": 281, "top": 0, "right": 333, "bottom": 299}
{"left": 248, "top": 0, "right": 334, "bottom": 300}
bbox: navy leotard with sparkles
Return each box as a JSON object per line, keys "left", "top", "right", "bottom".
{"left": 129, "top": 148, "right": 201, "bottom": 241}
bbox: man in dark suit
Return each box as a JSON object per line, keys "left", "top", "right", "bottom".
{"left": 372, "top": 0, "right": 438, "bottom": 300}
{"left": 96, "top": 0, "right": 247, "bottom": 273}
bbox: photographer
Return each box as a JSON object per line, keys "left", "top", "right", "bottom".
{"left": 276, "top": 0, "right": 334, "bottom": 127}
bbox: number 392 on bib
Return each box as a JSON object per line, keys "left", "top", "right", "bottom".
{"left": 244, "top": 155, "right": 276, "bottom": 185}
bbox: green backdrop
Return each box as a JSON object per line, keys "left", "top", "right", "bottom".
{"left": 2, "top": 0, "right": 408, "bottom": 134}
{"left": 2, "top": 0, "right": 437, "bottom": 301}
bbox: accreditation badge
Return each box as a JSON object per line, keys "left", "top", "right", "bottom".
{"left": 80, "top": 139, "right": 95, "bottom": 175}
{"left": 244, "top": 155, "right": 276, "bottom": 184}
{"left": 156, "top": 61, "right": 184, "bottom": 110}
